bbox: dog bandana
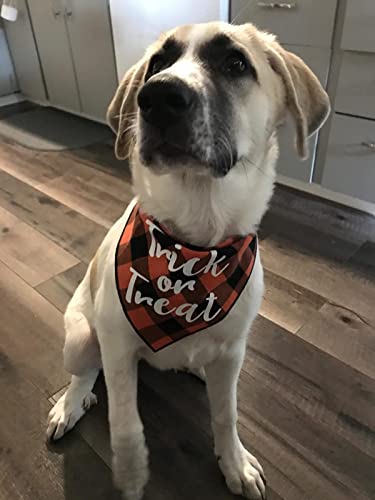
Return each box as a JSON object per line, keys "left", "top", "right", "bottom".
{"left": 115, "top": 200, "right": 257, "bottom": 352}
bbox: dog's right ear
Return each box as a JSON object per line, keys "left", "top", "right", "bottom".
{"left": 107, "top": 58, "right": 149, "bottom": 160}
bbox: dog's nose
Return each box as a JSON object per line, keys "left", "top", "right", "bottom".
{"left": 138, "top": 79, "right": 195, "bottom": 129}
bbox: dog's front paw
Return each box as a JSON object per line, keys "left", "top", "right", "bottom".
{"left": 218, "top": 443, "right": 266, "bottom": 499}
{"left": 47, "top": 391, "right": 97, "bottom": 441}
{"left": 112, "top": 433, "right": 149, "bottom": 500}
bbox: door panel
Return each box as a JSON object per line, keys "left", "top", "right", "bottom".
{"left": 3, "top": 0, "right": 46, "bottom": 102}
{"left": 27, "top": 0, "right": 80, "bottom": 111}
{"left": 64, "top": 0, "right": 117, "bottom": 120}
{"left": 322, "top": 114, "right": 375, "bottom": 204}
{"left": 341, "top": 0, "right": 375, "bottom": 53}
{"left": 231, "top": 0, "right": 337, "bottom": 48}
{"left": 335, "top": 52, "right": 375, "bottom": 120}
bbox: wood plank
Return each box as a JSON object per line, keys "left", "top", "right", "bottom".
{"left": 295, "top": 303, "right": 375, "bottom": 379}
{"left": 37, "top": 262, "right": 87, "bottom": 312}
{"left": 0, "top": 363, "right": 118, "bottom": 500}
{"left": 260, "top": 234, "right": 375, "bottom": 323}
{"left": 0, "top": 260, "right": 68, "bottom": 395}
{"left": 348, "top": 241, "right": 375, "bottom": 279}
{"left": 260, "top": 211, "right": 362, "bottom": 262}
{"left": 260, "top": 269, "right": 325, "bottom": 333}
{"left": 247, "top": 316, "right": 375, "bottom": 453}
{"left": 0, "top": 141, "right": 72, "bottom": 188}
{"left": 62, "top": 141, "right": 128, "bottom": 180}
{"left": 0, "top": 207, "right": 79, "bottom": 286}
{"left": 0, "top": 204, "right": 19, "bottom": 229}
{"left": 58, "top": 368, "right": 240, "bottom": 500}
{"left": 271, "top": 184, "right": 375, "bottom": 244}
{"left": 241, "top": 317, "right": 375, "bottom": 500}
{"left": 38, "top": 162, "right": 133, "bottom": 227}
{"left": 0, "top": 170, "right": 107, "bottom": 263}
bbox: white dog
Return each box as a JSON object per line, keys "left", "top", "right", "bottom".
{"left": 47, "top": 21, "right": 329, "bottom": 500}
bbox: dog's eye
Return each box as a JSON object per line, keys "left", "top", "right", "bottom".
{"left": 149, "top": 55, "right": 168, "bottom": 76}
{"left": 224, "top": 52, "right": 249, "bottom": 76}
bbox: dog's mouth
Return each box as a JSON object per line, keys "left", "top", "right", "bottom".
{"left": 140, "top": 137, "right": 203, "bottom": 168}
{"left": 138, "top": 121, "right": 237, "bottom": 176}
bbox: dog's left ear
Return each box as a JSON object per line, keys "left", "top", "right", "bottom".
{"left": 107, "top": 58, "right": 148, "bottom": 160}
{"left": 266, "top": 44, "right": 330, "bottom": 159}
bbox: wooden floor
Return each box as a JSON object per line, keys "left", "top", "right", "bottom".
{"left": 0, "top": 115, "right": 375, "bottom": 499}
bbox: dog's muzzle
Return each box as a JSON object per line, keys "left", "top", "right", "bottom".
{"left": 137, "top": 77, "right": 202, "bottom": 166}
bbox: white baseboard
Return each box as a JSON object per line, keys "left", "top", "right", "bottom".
{"left": 0, "top": 93, "right": 25, "bottom": 107}
{"left": 277, "top": 174, "right": 375, "bottom": 216}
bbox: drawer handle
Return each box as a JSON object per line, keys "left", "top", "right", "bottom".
{"left": 257, "top": 2, "right": 297, "bottom": 9}
{"left": 362, "top": 141, "right": 375, "bottom": 150}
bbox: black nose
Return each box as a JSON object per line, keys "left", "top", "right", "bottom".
{"left": 137, "top": 78, "right": 195, "bottom": 129}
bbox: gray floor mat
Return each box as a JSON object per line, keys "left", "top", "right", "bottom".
{"left": 0, "top": 106, "right": 112, "bottom": 151}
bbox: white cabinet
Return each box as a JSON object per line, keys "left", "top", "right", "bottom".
{"left": 335, "top": 52, "right": 375, "bottom": 121}
{"left": 27, "top": 0, "right": 81, "bottom": 112}
{"left": 8, "top": 0, "right": 117, "bottom": 121}
{"left": 341, "top": 0, "right": 375, "bottom": 53}
{"left": 231, "top": 0, "right": 337, "bottom": 48}
{"left": 322, "top": 114, "right": 375, "bottom": 204}
{"left": 2, "top": 0, "right": 47, "bottom": 102}
{"left": 27, "top": 0, "right": 117, "bottom": 120}
{"left": 321, "top": 1, "right": 375, "bottom": 206}
{"left": 63, "top": 0, "right": 117, "bottom": 120}
{"left": 0, "top": 25, "right": 17, "bottom": 96}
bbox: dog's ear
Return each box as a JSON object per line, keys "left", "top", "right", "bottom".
{"left": 266, "top": 44, "right": 330, "bottom": 159}
{"left": 107, "top": 58, "right": 149, "bottom": 160}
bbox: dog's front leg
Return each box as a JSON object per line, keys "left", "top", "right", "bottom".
{"left": 99, "top": 330, "right": 148, "bottom": 500}
{"left": 206, "top": 343, "right": 266, "bottom": 500}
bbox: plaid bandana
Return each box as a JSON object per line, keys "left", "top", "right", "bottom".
{"left": 115, "top": 200, "right": 257, "bottom": 352}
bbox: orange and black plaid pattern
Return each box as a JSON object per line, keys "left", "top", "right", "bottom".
{"left": 115, "top": 202, "right": 257, "bottom": 352}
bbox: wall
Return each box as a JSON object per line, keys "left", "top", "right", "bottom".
{"left": 109, "top": 0, "right": 229, "bottom": 79}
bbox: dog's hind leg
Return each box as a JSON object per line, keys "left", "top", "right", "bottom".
{"left": 47, "top": 279, "right": 101, "bottom": 441}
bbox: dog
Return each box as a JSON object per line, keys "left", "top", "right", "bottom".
{"left": 47, "top": 21, "right": 330, "bottom": 500}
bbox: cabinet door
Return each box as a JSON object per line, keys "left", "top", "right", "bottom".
{"left": 322, "top": 114, "right": 375, "bottom": 204}
{"left": 341, "top": 0, "right": 375, "bottom": 53}
{"left": 27, "top": 0, "right": 80, "bottom": 111}
{"left": 335, "top": 52, "right": 375, "bottom": 120}
{"left": 64, "top": 0, "right": 117, "bottom": 120}
{"left": 0, "top": 27, "right": 17, "bottom": 96}
{"left": 231, "top": 0, "right": 337, "bottom": 48}
{"left": 3, "top": 1, "right": 46, "bottom": 102}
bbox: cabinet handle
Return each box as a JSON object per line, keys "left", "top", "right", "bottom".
{"left": 362, "top": 141, "right": 375, "bottom": 150}
{"left": 53, "top": 9, "right": 62, "bottom": 18}
{"left": 65, "top": 8, "right": 73, "bottom": 18}
{"left": 257, "top": 2, "right": 297, "bottom": 9}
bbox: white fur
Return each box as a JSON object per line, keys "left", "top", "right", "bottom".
{"left": 46, "top": 21, "right": 327, "bottom": 500}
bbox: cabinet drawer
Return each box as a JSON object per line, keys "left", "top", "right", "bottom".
{"left": 342, "top": 0, "right": 375, "bottom": 53}
{"left": 231, "top": 0, "right": 337, "bottom": 48}
{"left": 322, "top": 114, "right": 375, "bottom": 204}
{"left": 277, "top": 46, "right": 330, "bottom": 182}
{"left": 335, "top": 52, "right": 375, "bottom": 120}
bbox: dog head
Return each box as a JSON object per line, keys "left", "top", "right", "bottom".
{"left": 108, "top": 22, "right": 330, "bottom": 177}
